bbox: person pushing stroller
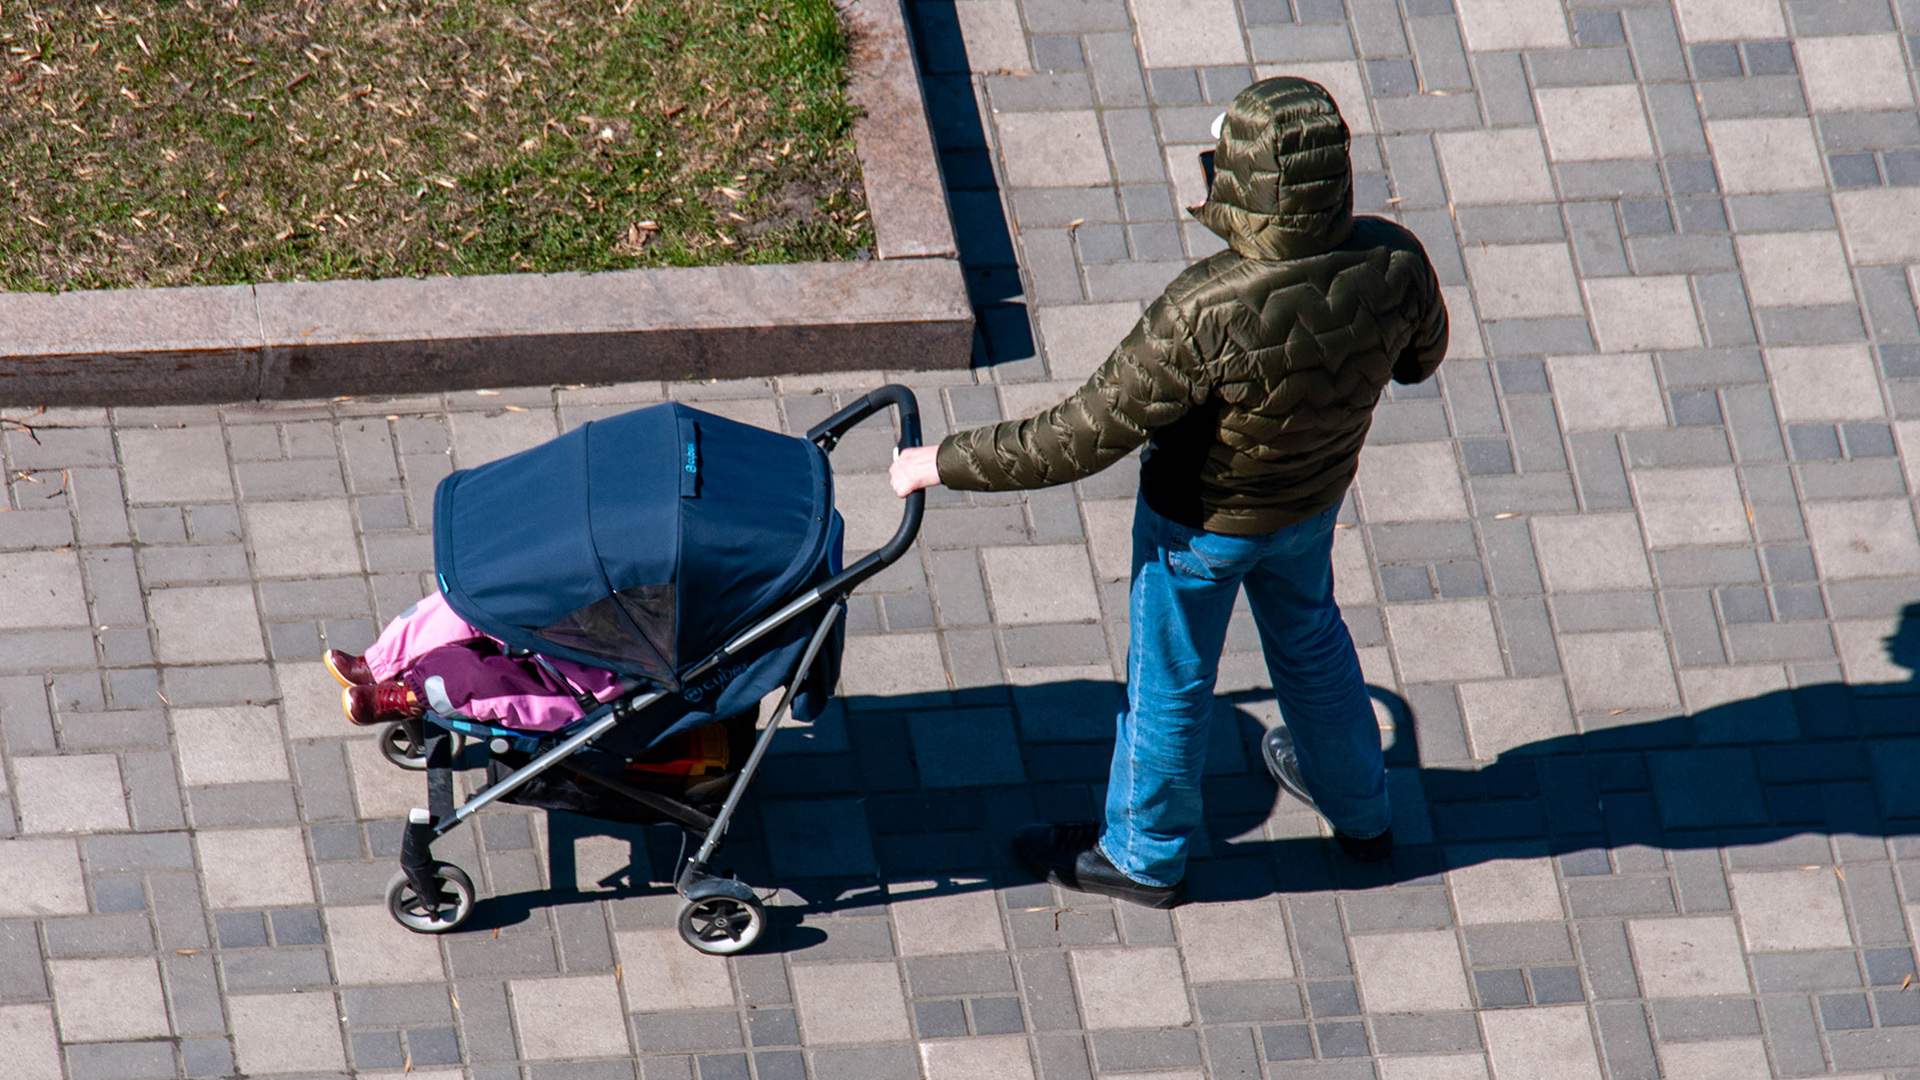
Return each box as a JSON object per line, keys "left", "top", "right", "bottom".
{"left": 891, "top": 77, "right": 1449, "bottom": 907}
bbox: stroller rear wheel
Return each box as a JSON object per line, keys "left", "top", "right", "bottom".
{"left": 386, "top": 862, "right": 475, "bottom": 933}
{"left": 381, "top": 722, "right": 464, "bottom": 771}
{"left": 678, "top": 894, "right": 765, "bottom": 955}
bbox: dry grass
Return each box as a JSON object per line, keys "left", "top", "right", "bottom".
{"left": 0, "top": 0, "right": 871, "bottom": 291}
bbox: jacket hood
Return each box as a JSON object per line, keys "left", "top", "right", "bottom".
{"left": 1192, "top": 77, "right": 1354, "bottom": 261}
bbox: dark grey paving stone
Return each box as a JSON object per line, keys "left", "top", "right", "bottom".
{"left": 1090, "top": 1031, "right": 1199, "bottom": 1074}
{"left": 1878, "top": 989, "right": 1920, "bottom": 1027}
{"left": 181, "top": 1038, "right": 235, "bottom": 1079}
{"left": 1574, "top": 11, "right": 1625, "bottom": 46}
{"left": 1690, "top": 43, "right": 1743, "bottom": 78}
{"left": 271, "top": 907, "right": 326, "bottom": 946}
{"left": 1379, "top": 564, "right": 1434, "bottom": 601}
{"left": 913, "top": 1000, "right": 966, "bottom": 1039}
{"left": 969, "top": 995, "right": 1025, "bottom": 1035}
{"left": 696, "top": 1055, "right": 750, "bottom": 1080}
{"left": 1621, "top": 199, "right": 1674, "bottom": 235}
{"left": 352, "top": 1030, "right": 406, "bottom": 1070}
{"left": 1529, "top": 966, "right": 1585, "bottom": 1004}
{"left": 408, "top": 1026, "right": 462, "bottom": 1066}
{"left": 1867, "top": 948, "right": 1920, "bottom": 986}
{"left": 1032, "top": 35, "right": 1084, "bottom": 72}
{"left": 1148, "top": 68, "right": 1204, "bottom": 105}
{"left": 748, "top": 1008, "right": 799, "bottom": 1047}
{"left": 751, "top": 1051, "right": 804, "bottom": 1080}
{"left": 1308, "top": 980, "right": 1361, "bottom": 1018}
{"left": 1843, "top": 423, "right": 1897, "bottom": 458}
{"left": 1318, "top": 1020, "right": 1371, "bottom": 1057}
{"left": 1366, "top": 58, "right": 1417, "bottom": 96}
{"left": 1475, "top": 969, "right": 1529, "bottom": 1008}
{"left": 215, "top": 911, "right": 268, "bottom": 949}
{"left": 1261, "top": 1023, "right": 1314, "bottom": 1061}
{"left": 1822, "top": 993, "right": 1875, "bottom": 1031}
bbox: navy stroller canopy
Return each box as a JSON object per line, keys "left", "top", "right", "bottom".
{"left": 432, "top": 402, "right": 835, "bottom": 691}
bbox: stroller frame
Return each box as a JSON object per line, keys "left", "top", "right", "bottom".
{"left": 385, "top": 386, "right": 925, "bottom": 954}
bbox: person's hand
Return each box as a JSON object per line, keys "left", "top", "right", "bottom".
{"left": 889, "top": 445, "right": 941, "bottom": 498}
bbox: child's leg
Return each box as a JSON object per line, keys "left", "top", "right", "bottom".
{"left": 404, "top": 645, "right": 588, "bottom": 732}
{"left": 547, "top": 656, "right": 626, "bottom": 704}
{"left": 364, "top": 593, "right": 484, "bottom": 681}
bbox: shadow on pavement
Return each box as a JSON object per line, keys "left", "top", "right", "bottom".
{"left": 468, "top": 604, "right": 1919, "bottom": 947}
{"left": 905, "top": 0, "right": 1038, "bottom": 373}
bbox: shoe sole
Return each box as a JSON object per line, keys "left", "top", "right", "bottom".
{"left": 339, "top": 687, "right": 381, "bottom": 727}
{"left": 1262, "top": 730, "right": 1321, "bottom": 816}
{"left": 323, "top": 652, "right": 361, "bottom": 690}
{"left": 1264, "top": 731, "right": 1394, "bottom": 863}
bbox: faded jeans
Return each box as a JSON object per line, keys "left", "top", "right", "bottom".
{"left": 1098, "top": 492, "right": 1390, "bottom": 887}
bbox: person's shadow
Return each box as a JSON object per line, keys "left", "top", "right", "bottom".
{"left": 479, "top": 604, "right": 1919, "bottom": 940}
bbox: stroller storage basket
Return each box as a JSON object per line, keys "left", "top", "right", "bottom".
{"left": 485, "top": 710, "right": 757, "bottom": 824}
{"left": 379, "top": 386, "right": 925, "bottom": 954}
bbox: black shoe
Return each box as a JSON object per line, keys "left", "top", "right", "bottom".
{"left": 1012, "top": 823, "right": 1183, "bottom": 909}
{"left": 1262, "top": 727, "right": 1395, "bottom": 864}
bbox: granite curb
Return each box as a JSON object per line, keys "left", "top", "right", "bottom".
{"left": 0, "top": 0, "right": 972, "bottom": 406}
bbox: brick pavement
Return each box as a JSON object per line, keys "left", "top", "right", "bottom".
{"left": 4, "top": 1, "right": 1920, "bottom": 1077}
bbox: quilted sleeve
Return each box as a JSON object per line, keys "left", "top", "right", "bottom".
{"left": 935, "top": 297, "right": 1207, "bottom": 492}
{"left": 1391, "top": 250, "right": 1449, "bottom": 386}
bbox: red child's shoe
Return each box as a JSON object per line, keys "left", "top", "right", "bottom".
{"left": 341, "top": 681, "right": 423, "bottom": 726}
{"left": 324, "top": 649, "right": 375, "bottom": 688}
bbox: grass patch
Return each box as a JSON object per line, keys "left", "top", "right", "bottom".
{"left": 0, "top": 0, "right": 872, "bottom": 292}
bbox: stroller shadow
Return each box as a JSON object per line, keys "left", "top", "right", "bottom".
{"left": 470, "top": 605, "right": 1920, "bottom": 947}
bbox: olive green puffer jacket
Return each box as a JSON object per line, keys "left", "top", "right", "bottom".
{"left": 936, "top": 77, "right": 1449, "bottom": 535}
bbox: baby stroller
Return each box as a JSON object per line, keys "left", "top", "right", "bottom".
{"left": 379, "top": 386, "right": 924, "bottom": 954}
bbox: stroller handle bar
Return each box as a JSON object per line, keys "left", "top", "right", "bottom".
{"left": 807, "top": 383, "right": 926, "bottom": 599}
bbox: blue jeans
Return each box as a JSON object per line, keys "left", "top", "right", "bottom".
{"left": 1099, "top": 492, "right": 1390, "bottom": 887}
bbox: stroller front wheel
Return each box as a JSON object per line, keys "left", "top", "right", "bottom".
{"left": 380, "top": 722, "right": 464, "bottom": 771}
{"left": 678, "top": 895, "right": 765, "bottom": 955}
{"left": 386, "top": 863, "right": 475, "bottom": 933}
